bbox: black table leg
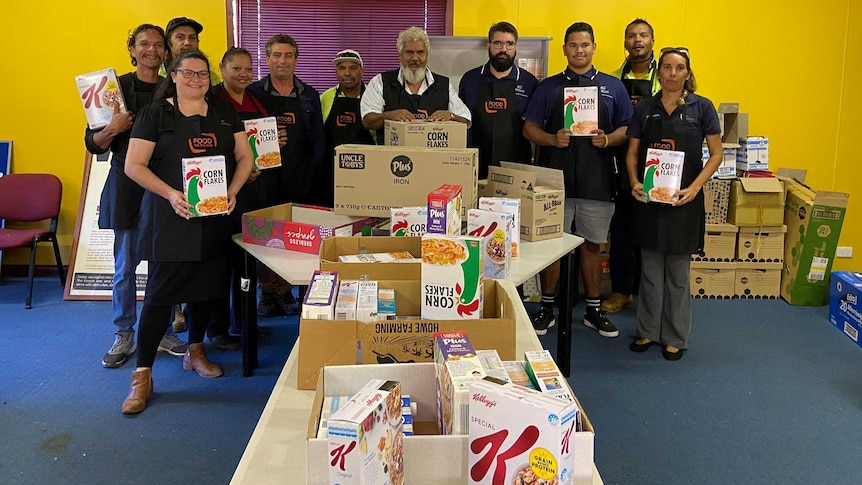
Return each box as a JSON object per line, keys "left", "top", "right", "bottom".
{"left": 242, "top": 249, "right": 259, "bottom": 376}
{"left": 557, "top": 251, "right": 573, "bottom": 377}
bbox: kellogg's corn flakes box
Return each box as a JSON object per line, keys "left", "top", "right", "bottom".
{"left": 421, "top": 235, "right": 484, "bottom": 320}
{"left": 243, "top": 117, "right": 281, "bottom": 170}
{"left": 182, "top": 155, "right": 228, "bottom": 218}
{"left": 76, "top": 67, "right": 126, "bottom": 130}
{"left": 643, "top": 148, "right": 684, "bottom": 204}
{"left": 478, "top": 197, "right": 520, "bottom": 259}
{"left": 466, "top": 209, "right": 513, "bottom": 279}
{"left": 563, "top": 86, "right": 598, "bottom": 136}
{"left": 390, "top": 206, "right": 427, "bottom": 236}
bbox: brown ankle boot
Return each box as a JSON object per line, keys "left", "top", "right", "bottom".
{"left": 122, "top": 368, "right": 153, "bottom": 414}
{"left": 182, "top": 343, "right": 223, "bottom": 378}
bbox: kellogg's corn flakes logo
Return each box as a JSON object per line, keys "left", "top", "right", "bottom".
{"left": 188, "top": 133, "right": 217, "bottom": 154}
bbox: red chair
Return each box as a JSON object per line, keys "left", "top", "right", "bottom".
{"left": 0, "top": 174, "right": 66, "bottom": 309}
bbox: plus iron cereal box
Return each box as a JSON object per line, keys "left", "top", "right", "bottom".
{"left": 243, "top": 116, "right": 281, "bottom": 170}
{"left": 468, "top": 377, "right": 580, "bottom": 485}
{"left": 427, "top": 184, "right": 462, "bottom": 236}
{"left": 327, "top": 379, "right": 404, "bottom": 485}
{"left": 182, "top": 155, "right": 228, "bottom": 218}
{"left": 76, "top": 67, "right": 127, "bottom": 130}
{"left": 466, "top": 209, "right": 513, "bottom": 279}
{"left": 478, "top": 197, "right": 520, "bottom": 259}
{"left": 563, "top": 86, "right": 598, "bottom": 136}
{"left": 434, "top": 331, "right": 487, "bottom": 435}
{"left": 390, "top": 206, "right": 427, "bottom": 237}
{"left": 643, "top": 148, "right": 684, "bottom": 204}
{"left": 421, "top": 235, "right": 484, "bottom": 319}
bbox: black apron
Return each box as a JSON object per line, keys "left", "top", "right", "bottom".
{"left": 538, "top": 71, "right": 615, "bottom": 201}
{"left": 378, "top": 69, "right": 449, "bottom": 143}
{"left": 268, "top": 94, "right": 312, "bottom": 205}
{"left": 322, "top": 86, "right": 375, "bottom": 207}
{"left": 615, "top": 63, "right": 657, "bottom": 190}
{"left": 470, "top": 74, "right": 531, "bottom": 179}
{"left": 632, "top": 98, "right": 704, "bottom": 254}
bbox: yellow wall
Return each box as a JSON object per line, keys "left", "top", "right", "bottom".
{"left": 1, "top": 0, "right": 860, "bottom": 270}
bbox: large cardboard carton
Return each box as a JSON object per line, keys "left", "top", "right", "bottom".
{"left": 384, "top": 120, "right": 467, "bottom": 148}
{"left": 736, "top": 226, "right": 785, "bottom": 262}
{"left": 307, "top": 363, "right": 595, "bottom": 485}
{"left": 334, "top": 144, "right": 478, "bottom": 218}
{"left": 241, "top": 204, "right": 375, "bottom": 254}
{"left": 690, "top": 262, "right": 736, "bottom": 298}
{"left": 727, "top": 178, "right": 785, "bottom": 226}
{"left": 694, "top": 223, "right": 738, "bottom": 261}
{"left": 486, "top": 162, "right": 566, "bottom": 242}
{"left": 735, "top": 262, "right": 782, "bottom": 299}
{"left": 319, "top": 236, "right": 421, "bottom": 281}
{"left": 779, "top": 174, "right": 849, "bottom": 306}
{"left": 828, "top": 271, "right": 862, "bottom": 350}
{"left": 736, "top": 136, "right": 769, "bottom": 172}
{"left": 297, "top": 279, "right": 517, "bottom": 389}
{"left": 704, "top": 178, "right": 732, "bottom": 223}
{"left": 717, "top": 102, "right": 748, "bottom": 145}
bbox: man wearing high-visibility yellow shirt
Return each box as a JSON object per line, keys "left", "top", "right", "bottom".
{"left": 159, "top": 17, "right": 221, "bottom": 86}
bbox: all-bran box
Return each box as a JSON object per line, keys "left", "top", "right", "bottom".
{"left": 427, "top": 184, "right": 462, "bottom": 236}
{"left": 390, "top": 207, "right": 427, "bottom": 237}
{"left": 466, "top": 209, "right": 513, "bottom": 279}
{"left": 643, "top": 148, "right": 684, "bottom": 204}
{"left": 182, "top": 155, "right": 228, "bottom": 218}
{"left": 76, "top": 67, "right": 126, "bottom": 129}
{"left": 563, "top": 86, "right": 598, "bottom": 136}
{"left": 434, "top": 331, "right": 487, "bottom": 435}
{"left": 421, "top": 235, "right": 484, "bottom": 319}
{"left": 478, "top": 197, "right": 520, "bottom": 259}
{"left": 327, "top": 379, "right": 404, "bottom": 485}
{"left": 469, "top": 377, "right": 580, "bottom": 485}
{"left": 243, "top": 116, "right": 281, "bottom": 170}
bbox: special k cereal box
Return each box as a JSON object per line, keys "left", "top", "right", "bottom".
{"left": 468, "top": 377, "right": 580, "bottom": 485}
{"left": 390, "top": 207, "right": 427, "bottom": 237}
{"left": 76, "top": 68, "right": 126, "bottom": 129}
{"left": 466, "top": 209, "right": 513, "bottom": 279}
{"left": 524, "top": 350, "right": 574, "bottom": 402}
{"left": 427, "top": 184, "right": 462, "bottom": 236}
{"left": 563, "top": 86, "right": 598, "bottom": 136}
{"left": 421, "top": 235, "right": 484, "bottom": 320}
{"left": 182, "top": 155, "right": 228, "bottom": 218}
{"left": 243, "top": 117, "right": 281, "bottom": 170}
{"left": 478, "top": 197, "right": 520, "bottom": 259}
{"left": 643, "top": 148, "right": 684, "bottom": 205}
{"left": 434, "top": 331, "right": 487, "bottom": 435}
{"left": 327, "top": 379, "right": 404, "bottom": 485}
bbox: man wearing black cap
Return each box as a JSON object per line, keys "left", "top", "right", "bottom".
{"left": 160, "top": 17, "right": 221, "bottom": 86}
{"left": 319, "top": 49, "right": 375, "bottom": 207}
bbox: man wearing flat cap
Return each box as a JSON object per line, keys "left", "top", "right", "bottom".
{"left": 160, "top": 16, "right": 221, "bottom": 85}
{"left": 318, "top": 49, "right": 375, "bottom": 206}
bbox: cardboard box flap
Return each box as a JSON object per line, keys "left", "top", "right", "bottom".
{"left": 485, "top": 165, "right": 537, "bottom": 194}
{"left": 500, "top": 161, "right": 565, "bottom": 190}
{"left": 705, "top": 223, "right": 738, "bottom": 234}
{"left": 813, "top": 190, "right": 850, "bottom": 208}
{"left": 290, "top": 205, "right": 370, "bottom": 226}
{"left": 739, "top": 177, "right": 783, "bottom": 193}
{"left": 718, "top": 103, "right": 740, "bottom": 113}
{"left": 320, "top": 236, "right": 421, "bottom": 262}
{"left": 776, "top": 168, "right": 807, "bottom": 184}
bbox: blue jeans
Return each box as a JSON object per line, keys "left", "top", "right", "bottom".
{"left": 112, "top": 229, "right": 140, "bottom": 332}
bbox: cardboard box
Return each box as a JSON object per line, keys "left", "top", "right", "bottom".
{"left": 384, "top": 120, "right": 467, "bottom": 149}
{"left": 704, "top": 178, "right": 732, "bottom": 223}
{"left": 335, "top": 280, "right": 359, "bottom": 321}
{"left": 475, "top": 349, "right": 509, "bottom": 382}
{"left": 735, "top": 262, "right": 782, "bottom": 298}
{"left": 717, "top": 102, "right": 748, "bottom": 145}
{"left": 306, "top": 363, "right": 595, "bottom": 485}
{"left": 524, "top": 350, "right": 573, "bottom": 402}
{"left": 487, "top": 162, "right": 566, "bottom": 242}
{"left": 390, "top": 207, "right": 427, "bottom": 237}
{"left": 427, "top": 184, "right": 462, "bottom": 236}
{"left": 690, "top": 262, "right": 736, "bottom": 298}
{"left": 302, "top": 270, "right": 339, "bottom": 320}
{"left": 736, "top": 136, "right": 769, "bottom": 172}
{"left": 320, "top": 236, "right": 421, "bottom": 281}
{"left": 478, "top": 197, "right": 520, "bottom": 259}
{"left": 828, "top": 271, "right": 862, "bottom": 349}
{"left": 502, "top": 360, "right": 536, "bottom": 389}
{"left": 334, "top": 144, "right": 478, "bottom": 218}
{"left": 736, "top": 226, "right": 785, "bottom": 262}
{"left": 183, "top": 155, "right": 228, "bottom": 218}
{"left": 242, "top": 203, "right": 374, "bottom": 254}
{"left": 433, "top": 331, "right": 486, "bottom": 435}
{"left": 466, "top": 208, "right": 514, "bottom": 279}
{"left": 563, "top": 86, "right": 599, "bottom": 136}
{"left": 243, "top": 116, "right": 281, "bottom": 170}
{"left": 779, "top": 174, "right": 849, "bottom": 306}
{"left": 727, "top": 178, "right": 786, "bottom": 227}
{"left": 644, "top": 148, "right": 684, "bottom": 203}
{"left": 703, "top": 145, "right": 735, "bottom": 180}
{"left": 421, "top": 235, "right": 484, "bottom": 319}
{"left": 76, "top": 67, "right": 126, "bottom": 129}
{"left": 297, "top": 279, "right": 517, "bottom": 389}
{"left": 694, "top": 223, "right": 738, "bottom": 261}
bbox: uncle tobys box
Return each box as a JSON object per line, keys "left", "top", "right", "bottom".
{"left": 243, "top": 117, "right": 281, "bottom": 170}
{"left": 421, "top": 235, "right": 484, "bottom": 319}
{"left": 643, "top": 148, "right": 684, "bottom": 204}
{"left": 76, "top": 67, "right": 127, "bottom": 130}
{"left": 182, "top": 155, "right": 228, "bottom": 218}
{"left": 563, "top": 86, "right": 598, "bottom": 136}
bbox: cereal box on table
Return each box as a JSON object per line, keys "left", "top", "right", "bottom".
{"left": 642, "top": 148, "right": 684, "bottom": 204}
{"left": 390, "top": 207, "right": 428, "bottom": 237}
{"left": 563, "top": 86, "right": 598, "bottom": 136}
{"left": 243, "top": 117, "right": 281, "bottom": 170}
{"left": 76, "top": 67, "right": 127, "bottom": 130}
{"left": 427, "top": 184, "right": 462, "bottom": 236}
{"left": 182, "top": 155, "right": 228, "bottom": 218}
{"left": 466, "top": 209, "right": 513, "bottom": 279}
{"left": 434, "top": 331, "right": 487, "bottom": 435}
{"left": 478, "top": 197, "right": 520, "bottom": 259}
{"left": 421, "top": 235, "right": 484, "bottom": 319}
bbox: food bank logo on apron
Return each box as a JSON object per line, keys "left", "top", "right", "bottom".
{"left": 188, "top": 133, "right": 217, "bottom": 154}
{"left": 649, "top": 138, "right": 676, "bottom": 151}
{"left": 336, "top": 112, "right": 357, "bottom": 127}
{"left": 277, "top": 113, "right": 296, "bottom": 125}
{"left": 484, "top": 97, "right": 508, "bottom": 114}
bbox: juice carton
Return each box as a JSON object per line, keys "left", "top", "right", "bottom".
{"left": 421, "top": 235, "right": 484, "bottom": 319}
{"left": 427, "top": 184, "right": 462, "bottom": 235}
{"left": 478, "top": 197, "right": 520, "bottom": 259}
{"left": 243, "top": 117, "right": 281, "bottom": 170}
{"left": 643, "top": 148, "right": 684, "bottom": 204}
{"left": 434, "top": 331, "right": 487, "bottom": 435}
{"left": 467, "top": 208, "right": 513, "bottom": 279}
{"left": 563, "top": 86, "right": 598, "bottom": 136}
{"left": 390, "top": 206, "right": 428, "bottom": 237}
{"left": 182, "top": 155, "right": 228, "bottom": 217}
{"left": 302, "top": 270, "right": 339, "bottom": 320}
{"left": 76, "top": 67, "right": 126, "bottom": 129}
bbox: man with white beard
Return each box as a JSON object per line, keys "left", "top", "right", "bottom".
{"left": 361, "top": 26, "right": 471, "bottom": 141}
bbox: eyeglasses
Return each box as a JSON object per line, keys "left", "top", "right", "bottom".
{"left": 174, "top": 69, "right": 210, "bottom": 80}
{"left": 490, "top": 40, "right": 517, "bottom": 50}
{"left": 660, "top": 46, "right": 690, "bottom": 57}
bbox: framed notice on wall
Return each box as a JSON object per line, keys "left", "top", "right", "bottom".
{"left": 63, "top": 150, "right": 147, "bottom": 300}
{"left": 0, "top": 140, "right": 11, "bottom": 280}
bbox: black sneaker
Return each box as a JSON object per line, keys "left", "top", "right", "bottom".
{"left": 531, "top": 306, "right": 556, "bottom": 336}
{"left": 583, "top": 308, "right": 619, "bottom": 338}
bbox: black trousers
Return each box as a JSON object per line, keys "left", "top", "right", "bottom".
{"left": 608, "top": 195, "right": 640, "bottom": 295}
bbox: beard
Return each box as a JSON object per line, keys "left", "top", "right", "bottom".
{"left": 402, "top": 65, "right": 426, "bottom": 84}
{"left": 489, "top": 50, "right": 515, "bottom": 72}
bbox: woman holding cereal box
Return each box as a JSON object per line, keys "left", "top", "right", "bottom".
{"left": 121, "top": 50, "right": 253, "bottom": 413}
{"left": 625, "top": 48, "right": 722, "bottom": 361}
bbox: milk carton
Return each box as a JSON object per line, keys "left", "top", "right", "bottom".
{"left": 469, "top": 377, "right": 580, "bottom": 485}
{"left": 563, "top": 86, "right": 599, "bottom": 136}
{"left": 434, "top": 331, "right": 487, "bottom": 435}
{"left": 243, "top": 117, "right": 282, "bottom": 170}
{"left": 76, "top": 67, "right": 126, "bottom": 129}
{"left": 466, "top": 209, "right": 513, "bottom": 279}
{"left": 643, "top": 148, "right": 684, "bottom": 204}
{"left": 327, "top": 379, "right": 404, "bottom": 485}
{"left": 390, "top": 206, "right": 427, "bottom": 236}
{"left": 427, "top": 184, "right": 462, "bottom": 235}
{"left": 478, "top": 197, "right": 520, "bottom": 259}
{"left": 421, "top": 235, "right": 484, "bottom": 319}
{"left": 182, "top": 155, "right": 228, "bottom": 217}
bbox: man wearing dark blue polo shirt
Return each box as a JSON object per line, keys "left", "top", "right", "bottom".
{"left": 458, "top": 21, "right": 538, "bottom": 178}
{"left": 523, "top": 22, "right": 633, "bottom": 338}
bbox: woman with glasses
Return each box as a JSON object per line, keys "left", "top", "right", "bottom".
{"left": 625, "top": 48, "right": 722, "bottom": 361}
{"left": 120, "top": 50, "right": 253, "bottom": 413}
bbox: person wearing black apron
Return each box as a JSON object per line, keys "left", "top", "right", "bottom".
{"left": 626, "top": 48, "right": 722, "bottom": 361}
{"left": 121, "top": 51, "right": 253, "bottom": 414}
{"left": 458, "top": 22, "right": 539, "bottom": 179}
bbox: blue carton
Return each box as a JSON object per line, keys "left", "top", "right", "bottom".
{"left": 828, "top": 271, "right": 862, "bottom": 349}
